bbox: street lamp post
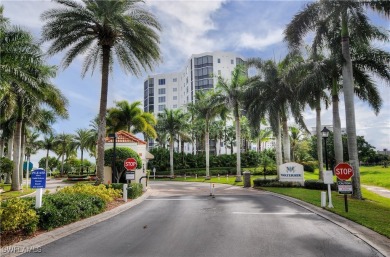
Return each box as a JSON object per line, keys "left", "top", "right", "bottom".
{"left": 108, "top": 133, "right": 117, "bottom": 183}
{"left": 321, "top": 127, "right": 330, "bottom": 171}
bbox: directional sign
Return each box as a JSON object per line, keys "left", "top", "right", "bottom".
{"left": 124, "top": 158, "right": 137, "bottom": 170}
{"left": 31, "top": 169, "right": 46, "bottom": 189}
{"left": 334, "top": 163, "right": 354, "bottom": 180}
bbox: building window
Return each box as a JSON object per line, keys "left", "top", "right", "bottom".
{"left": 218, "top": 58, "right": 221, "bottom": 63}
{"left": 173, "top": 104, "right": 177, "bottom": 109}
{"left": 158, "top": 96, "right": 166, "bottom": 103}
{"left": 158, "top": 79, "right": 166, "bottom": 85}
{"left": 158, "top": 105, "right": 165, "bottom": 111}
{"left": 231, "top": 59, "right": 234, "bottom": 64}
{"left": 173, "top": 96, "right": 177, "bottom": 100}
{"left": 158, "top": 88, "right": 166, "bottom": 94}
{"left": 173, "top": 87, "right": 177, "bottom": 92}
{"left": 173, "top": 78, "right": 177, "bottom": 82}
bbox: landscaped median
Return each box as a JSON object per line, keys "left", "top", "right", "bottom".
{"left": 0, "top": 183, "right": 143, "bottom": 247}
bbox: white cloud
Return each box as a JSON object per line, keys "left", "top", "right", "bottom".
{"left": 238, "top": 29, "right": 285, "bottom": 50}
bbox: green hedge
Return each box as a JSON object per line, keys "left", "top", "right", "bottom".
{"left": 304, "top": 180, "right": 337, "bottom": 191}
{"left": 35, "top": 193, "right": 106, "bottom": 230}
{"left": 106, "top": 183, "right": 143, "bottom": 199}
{"left": 253, "top": 179, "right": 301, "bottom": 188}
{"left": 0, "top": 198, "right": 38, "bottom": 234}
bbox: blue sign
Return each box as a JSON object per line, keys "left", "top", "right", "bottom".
{"left": 31, "top": 169, "right": 46, "bottom": 189}
{"left": 23, "top": 161, "right": 33, "bottom": 171}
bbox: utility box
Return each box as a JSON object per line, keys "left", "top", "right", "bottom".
{"left": 243, "top": 171, "right": 251, "bottom": 188}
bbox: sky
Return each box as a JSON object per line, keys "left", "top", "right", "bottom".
{"left": 2, "top": 0, "right": 390, "bottom": 166}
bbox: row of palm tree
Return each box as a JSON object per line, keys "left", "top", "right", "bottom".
{"left": 0, "top": 7, "right": 69, "bottom": 191}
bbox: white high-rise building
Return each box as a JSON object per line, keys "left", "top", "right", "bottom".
{"left": 143, "top": 51, "right": 245, "bottom": 152}
{"left": 144, "top": 51, "right": 245, "bottom": 115}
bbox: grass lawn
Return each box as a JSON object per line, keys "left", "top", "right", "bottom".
{"left": 0, "top": 183, "right": 35, "bottom": 200}
{"left": 360, "top": 166, "right": 390, "bottom": 189}
{"left": 260, "top": 187, "right": 390, "bottom": 238}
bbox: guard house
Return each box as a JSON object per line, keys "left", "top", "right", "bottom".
{"left": 104, "top": 130, "right": 154, "bottom": 189}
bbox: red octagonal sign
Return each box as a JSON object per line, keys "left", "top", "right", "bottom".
{"left": 334, "top": 163, "right": 354, "bottom": 180}
{"left": 124, "top": 158, "right": 137, "bottom": 170}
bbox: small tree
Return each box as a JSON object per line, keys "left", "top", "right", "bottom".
{"left": 0, "top": 157, "right": 14, "bottom": 182}
{"left": 104, "top": 147, "right": 142, "bottom": 183}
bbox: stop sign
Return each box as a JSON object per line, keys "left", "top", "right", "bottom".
{"left": 124, "top": 158, "right": 137, "bottom": 170}
{"left": 334, "top": 163, "right": 354, "bottom": 180}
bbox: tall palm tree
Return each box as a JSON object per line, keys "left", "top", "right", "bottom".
{"left": 38, "top": 133, "right": 58, "bottom": 174}
{"left": 41, "top": 0, "right": 161, "bottom": 184}
{"left": 215, "top": 65, "right": 249, "bottom": 182}
{"left": 157, "top": 109, "right": 189, "bottom": 178}
{"left": 74, "top": 128, "right": 94, "bottom": 173}
{"left": 55, "top": 133, "right": 75, "bottom": 176}
{"left": 285, "top": 0, "right": 390, "bottom": 199}
{"left": 187, "top": 90, "right": 227, "bottom": 179}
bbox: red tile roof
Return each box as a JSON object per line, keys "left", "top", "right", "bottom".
{"left": 105, "top": 130, "right": 146, "bottom": 145}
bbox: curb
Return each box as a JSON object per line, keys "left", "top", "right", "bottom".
{"left": 264, "top": 190, "right": 390, "bottom": 257}
{"left": 0, "top": 188, "right": 153, "bottom": 257}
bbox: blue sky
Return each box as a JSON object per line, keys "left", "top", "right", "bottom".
{"left": 3, "top": 0, "right": 390, "bottom": 165}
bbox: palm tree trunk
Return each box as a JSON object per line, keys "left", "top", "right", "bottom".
{"left": 341, "top": 13, "right": 362, "bottom": 199}
{"left": 169, "top": 138, "right": 174, "bottom": 178}
{"left": 96, "top": 45, "right": 111, "bottom": 184}
{"left": 0, "top": 138, "right": 4, "bottom": 158}
{"left": 316, "top": 105, "right": 324, "bottom": 180}
{"left": 19, "top": 130, "right": 26, "bottom": 186}
{"left": 60, "top": 154, "right": 65, "bottom": 177}
{"left": 5, "top": 135, "right": 13, "bottom": 184}
{"left": 332, "top": 79, "right": 343, "bottom": 165}
{"left": 275, "top": 114, "right": 282, "bottom": 179}
{"left": 45, "top": 149, "right": 49, "bottom": 174}
{"left": 282, "top": 114, "right": 291, "bottom": 162}
{"left": 81, "top": 148, "right": 84, "bottom": 174}
{"left": 235, "top": 115, "right": 242, "bottom": 182}
{"left": 11, "top": 121, "right": 22, "bottom": 191}
{"left": 205, "top": 122, "right": 210, "bottom": 179}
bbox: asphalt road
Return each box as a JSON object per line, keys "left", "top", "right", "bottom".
{"left": 22, "top": 181, "right": 383, "bottom": 257}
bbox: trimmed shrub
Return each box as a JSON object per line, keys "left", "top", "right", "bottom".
{"left": 301, "top": 161, "right": 318, "bottom": 173}
{"left": 304, "top": 180, "right": 337, "bottom": 191}
{"left": 127, "top": 183, "right": 143, "bottom": 199}
{"left": 59, "top": 184, "right": 121, "bottom": 203}
{"left": 253, "top": 178, "right": 301, "bottom": 188}
{"left": 0, "top": 198, "right": 38, "bottom": 234}
{"left": 36, "top": 193, "right": 106, "bottom": 230}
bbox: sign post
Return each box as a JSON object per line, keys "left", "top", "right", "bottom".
{"left": 30, "top": 169, "right": 46, "bottom": 208}
{"left": 334, "top": 163, "right": 354, "bottom": 212}
{"left": 323, "top": 170, "right": 334, "bottom": 208}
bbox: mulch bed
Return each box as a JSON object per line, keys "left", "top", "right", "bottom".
{"left": 0, "top": 198, "right": 126, "bottom": 247}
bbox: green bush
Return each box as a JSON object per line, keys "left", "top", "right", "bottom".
{"left": 127, "top": 183, "right": 143, "bottom": 199}
{"left": 253, "top": 178, "right": 301, "bottom": 188}
{"left": 304, "top": 180, "right": 337, "bottom": 191}
{"left": 300, "top": 161, "right": 318, "bottom": 173}
{"left": 0, "top": 198, "right": 38, "bottom": 234}
{"left": 36, "top": 193, "right": 106, "bottom": 230}
{"left": 0, "top": 157, "right": 14, "bottom": 175}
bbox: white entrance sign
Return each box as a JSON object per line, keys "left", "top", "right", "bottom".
{"left": 323, "top": 170, "right": 334, "bottom": 184}
{"left": 279, "top": 162, "right": 304, "bottom": 185}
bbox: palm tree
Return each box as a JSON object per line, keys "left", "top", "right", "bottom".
{"left": 38, "top": 133, "right": 58, "bottom": 174}
{"left": 285, "top": 0, "right": 390, "bottom": 199}
{"left": 187, "top": 90, "right": 227, "bottom": 179}
{"left": 74, "top": 128, "right": 94, "bottom": 173}
{"left": 41, "top": 0, "right": 161, "bottom": 184}
{"left": 55, "top": 133, "right": 75, "bottom": 176}
{"left": 157, "top": 109, "right": 189, "bottom": 178}
{"left": 215, "top": 65, "right": 249, "bottom": 182}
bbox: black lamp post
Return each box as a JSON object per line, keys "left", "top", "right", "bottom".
{"left": 108, "top": 133, "right": 117, "bottom": 183}
{"left": 321, "top": 127, "right": 330, "bottom": 170}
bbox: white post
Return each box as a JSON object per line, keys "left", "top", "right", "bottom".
{"left": 327, "top": 184, "right": 334, "bottom": 208}
{"left": 321, "top": 191, "right": 326, "bottom": 207}
{"left": 123, "top": 184, "right": 128, "bottom": 202}
{"left": 209, "top": 183, "right": 212, "bottom": 196}
{"left": 153, "top": 167, "right": 156, "bottom": 180}
{"left": 35, "top": 188, "right": 43, "bottom": 208}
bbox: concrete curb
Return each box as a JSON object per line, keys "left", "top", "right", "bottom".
{"left": 0, "top": 188, "right": 153, "bottom": 257}
{"left": 265, "top": 190, "right": 390, "bottom": 257}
